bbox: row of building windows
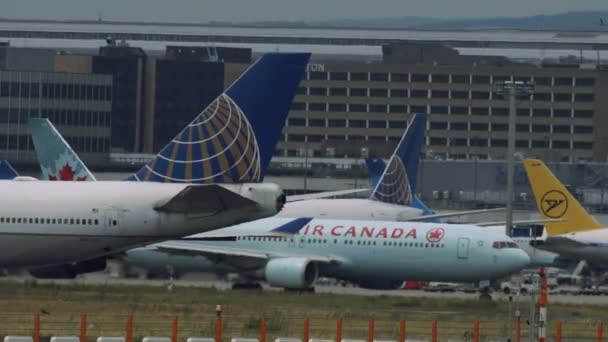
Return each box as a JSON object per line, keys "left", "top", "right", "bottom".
{"left": 299, "top": 87, "right": 595, "bottom": 102}
{"left": 0, "top": 134, "right": 111, "bottom": 153}
{"left": 306, "top": 72, "right": 595, "bottom": 87}
{"left": 0, "top": 110, "right": 112, "bottom": 127}
{"left": 427, "top": 137, "right": 592, "bottom": 150}
{"left": 288, "top": 118, "right": 406, "bottom": 129}
{"left": 0, "top": 82, "right": 112, "bottom": 101}
{"left": 0, "top": 216, "right": 102, "bottom": 225}
{"left": 292, "top": 102, "right": 595, "bottom": 118}
{"left": 428, "top": 122, "right": 593, "bottom": 134}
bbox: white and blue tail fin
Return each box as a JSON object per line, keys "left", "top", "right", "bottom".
{"left": 0, "top": 160, "right": 19, "bottom": 179}
{"left": 30, "top": 118, "right": 96, "bottom": 181}
{"left": 369, "top": 113, "right": 426, "bottom": 206}
{"left": 128, "top": 52, "right": 311, "bottom": 183}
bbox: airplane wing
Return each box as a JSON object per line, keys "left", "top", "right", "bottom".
{"left": 406, "top": 207, "right": 506, "bottom": 221}
{"left": 154, "top": 241, "right": 340, "bottom": 263}
{"left": 286, "top": 189, "right": 370, "bottom": 202}
{"left": 476, "top": 218, "right": 563, "bottom": 227}
{"left": 542, "top": 236, "right": 588, "bottom": 249}
{"left": 154, "top": 184, "right": 258, "bottom": 214}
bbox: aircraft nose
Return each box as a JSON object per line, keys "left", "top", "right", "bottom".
{"left": 507, "top": 249, "right": 531, "bottom": 271}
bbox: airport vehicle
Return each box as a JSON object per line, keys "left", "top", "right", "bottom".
{"left": 524, "top": 159, "right": 608, "bottom": 266}
{"left": 128, "top": 216, "right": 529, "bottom": 290}
{"left": 0, "top": 52, "right": 311, "bottom": 277}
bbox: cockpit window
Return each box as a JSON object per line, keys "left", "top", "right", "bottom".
{"left": 493, "top": 241, "right": 518, "bottom": 249}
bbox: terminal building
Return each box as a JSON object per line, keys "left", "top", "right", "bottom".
{"left": 279, "top": 43, "right": 608, "bottom": 162}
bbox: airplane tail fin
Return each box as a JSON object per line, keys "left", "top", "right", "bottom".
{"left": 523, "top": 159, "right": 603, "bottom": 235}
{"left": 370, "top": 113, "right": 426, "bottom": 206}
{"left": 130, "top": 52, "right": 311, "bottom": 183}
{"left": 30, "top": 118, "right": 97, "bottom": 181}
{"left": 0, "top": 160, "right": 18, "bottom": 179}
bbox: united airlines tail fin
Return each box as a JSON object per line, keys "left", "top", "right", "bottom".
{"left": 369, "top": 113, "right": 426, "bottom": 206}
{"left": 0, "top": 160, "right": 18, "bottom": 179}
{"left": 523, "top": 159, "right": 603, "bottom": 236}
{"left": 129, "top": 52, "right": 311, "bottom": 183}
{"left": 30, "top": 118, "right": 96, "bottom": 181}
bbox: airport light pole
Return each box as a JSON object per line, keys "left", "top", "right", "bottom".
{"left": 495, "top": 81, "right": 534, "bottom": 236}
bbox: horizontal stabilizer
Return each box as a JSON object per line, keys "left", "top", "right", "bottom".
{"left": 477, "top": 218, "right": 563, "bottom": 227}
{"left": 154, "top": 184, "right": 257, "bottom": 214}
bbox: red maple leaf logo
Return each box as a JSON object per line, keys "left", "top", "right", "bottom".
{"left": 426, "top": 228, "right": 445, "bottom": 243}
{"left": 48, "top": 164, "right": 87, "bottom": 181}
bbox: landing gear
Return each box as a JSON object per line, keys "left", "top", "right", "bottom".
{"left": 231, "top": 282, "right": 263, "bottom": 290}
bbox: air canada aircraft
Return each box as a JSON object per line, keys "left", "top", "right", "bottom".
{"left": 0, "top": 52, "right": 311, "bottom": 277}
{"left": 523, "top": 159, "right": 608, "bottom": 268}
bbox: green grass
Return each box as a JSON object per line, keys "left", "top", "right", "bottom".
{"left": 0, "top": 280, "right": 605, "bottom": 341}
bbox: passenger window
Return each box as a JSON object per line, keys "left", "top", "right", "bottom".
{"left": 94, "top": 219, "right": 98, "bottom": 225}
{"left": 70, "top": 219, "right": 74, "bottom": 224}
{"left": 87, "top": 219, "right": 92, "bottom": 225}
{"left": 0, "top": 218, "right": 3, "bottom": 223}
{"left": 17, "top": 218, "right": 21, "bottom": 223}
{"left": 52, "top": 219, "right": 56, "bottom": 224}
{"left": 113, "top": 220, "right": 117, "bottom": 226}
{"left": 76, "top": 219, "right": 80, "bottom": 225}
{"left": 11, "top": 218, "right": 16, "bottom": 223}
{"left": 58, "top": 218, "right": 62, "bottom": 224}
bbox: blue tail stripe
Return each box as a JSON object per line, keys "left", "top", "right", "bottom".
{"left": 272, "top": 217, "right": 314, "bottom": 234}
{"left": 0, "top": 160, "right": 18, "bottom": 179}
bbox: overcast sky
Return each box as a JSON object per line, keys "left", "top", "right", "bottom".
{"left": 2, "top": 0, "right": 607, "bottom": 22}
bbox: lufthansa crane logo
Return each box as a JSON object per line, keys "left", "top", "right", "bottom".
{"left": 426, "top": 228, "right": 445, "bottom": 243}
{"left": 540, "top": 190, "right": 568, "bottom": 218}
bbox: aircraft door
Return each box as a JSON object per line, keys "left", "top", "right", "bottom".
{"left": 104, "top": 209, "right": 121, "bottom": 233}
{"left": 457, "top": 237, "right": 470, "bottom": 259}
{"left": 298, "top": 236, "right": 305, "bottom": 248}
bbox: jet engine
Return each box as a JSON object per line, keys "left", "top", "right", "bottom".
{"left": 29, "top": 258, "right": 107, "bottom": 279}
{"left": 264, "top": 257, "right": 317, "bottom": 289}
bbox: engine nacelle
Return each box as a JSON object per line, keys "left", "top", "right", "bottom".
{"left": 29, "top": 258, "right": 107, "bottom": 279}
{"left": 264, "top": 257, "right": 317, "bottom": 289}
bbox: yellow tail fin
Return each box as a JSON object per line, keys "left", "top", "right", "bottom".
{"left": 523, "top": 159, "right": 603, "bottom": 236}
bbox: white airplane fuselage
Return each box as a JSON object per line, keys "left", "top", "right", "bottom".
{"left": 279, "top": 199, "right": 424, "bottom": 221}
{"left": 0, "top": 180, "right": 281, "bottom": 268}
{"left": 542, "top": 229, "right": 608, "bottom": 265}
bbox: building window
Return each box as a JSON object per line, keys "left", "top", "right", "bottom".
{"left": 553, "top": 125, "right": 571, "bottom": 134}
{"left": 532, "top": 108, "right": 551, "bottom": 117}
{"left": 291, "top": 102, "right": 306, "bottom": 111}
{"left": 309, "top": 87, "right": 326, "bottom": 96}
{"left": 517, "top": 108, "right": 530, "bottom": 117}
{"left": 493, "top": 75, "right": 511, "bottom": 83}
{"left": 430, "top": 122, "right": 448, "bottom": 130}
{"left": 573, "top": 126, "right": 593, "bottom": 134}
{"left": 349, "top": 104, "right": 367, "bottom": 112}
{"left": 350, "top": 72, "right": 368, "bottom": 81}
{"left": 574, "top": 93, "right": 595, "bottom": 102}
{"left": 516, "top": 140, "right": 529, "bottom": 148}
{"left": 450, "top": 106, "right": 468, "bottom": 115}
{"left": 553, "top": 109, "right": 571, "bottom": 118}
{"left": 309, "top": 72, "right": 327, "bottom": 80}
{"left": 308, "top": 103, "right": 326, "bottom": 112}
{"left": 308, "top": 119, "right": 326, "bottom": 127}
{"left": 532, "top": 140, "right": 549, "bottom": 148}
{"left": 411, "top": 74, "right": 428, "bottom": 82}
{"left": 388, "top": 121, "right": 407, "bottom": 129}
{"left": 533, "top": 77, "right": 551, "bottom": 86}
{"left": 533, "top": 93, "right": 551, "bottom": 101}
{"left": 575, "top": 77, "right": 595, "bottom": 86}
{"left": 349, "top": 88, "right": 367, "bottom": 97}
{"left": 554, "top": 93, "right": 572, "bottom": 102}
{"left": 532, "top": 125, "right": 550, "bottom": 133}
{"left": 349, "top": 120, "right": 366, "bottom": 128}
{"left": 472, "top": 75, "right": 490, "bottom": 84}
{"left": 432, "top": 74, "right": 449, "bottom": 83}
{"left": 470, "top": 138, "right": 488, "bottom": 147}
{"left": 574, "top": 110, "right": 593, "bottom": 118}
{"left": 369, "top": 104, "right": 387, "bottom": 113}
{"left": 328, "top": 103, "right": 347, "bottom": 112}
{"left": 431, "top": 90, "right": 449, "bottom": 98}
{"left": 471, "top": 123, "right": 489, "bottom": 131}
{"left": 430, "top": 137, "right": 447, "bottom": 145}
{"left": 471, "top": 107, "right": 489, "bottom": 115}
{"left": 370, "top": 73, "right": 389, "bottom": 82}
{"left": 307, "top": 135, "right": 323, "bottom": 142}
{"left": 491, "top": 139, "right": 508, "bottom": 147}
{"left": 348, "top": 135, "right": 365, "bottom": 141}
{"left": 391, "top": 73, "right": 409, "bottom": 82}
{"left": 516, "top": 124, "right": 529, "bottom": 132}
{"left": 328, "top": 119, "right": 346, "bottom": 127}
{"left": 329, "top": 88, "right": 347, "bottom": 96}
{"left": 451, "top": 138, "right": 468, "bottom": 146}
{"left": 452, "top": 75, "right": 470, "bottom": 84}
{"left": 492, "top": 123, "right": 507, "bottom": 131}
{"left": 430, "top": 106, "right": 448, "bottom": 114}
{"left": 573, "top": 141, "right": 593, "bottom": 150}
{"left": 369, "top": 120, "right": 386, "bottom": 128}
{"left": 554, "top": 77, "right": 573, "bottom": 86}
{"left": 390, "top": 89, "right": 408, "bottom": 97}
{"left": 553, "top": 141, "right": 570, "bottom": 149}
{"left": 288, "top": 118, "right": 306, "bottom": 126}
{"left": 330, "top": 72, "right": 348, "bottom": 81}
{"left": 451, "top": 91, "right": 468, "bottom": 99}
{"left": 411, "top": 89, "right": 428, "bottom": 98}
{"left": 410, "top": 105, "right": 426, "bottom": 113}
{"left": 492, "top": 107, "right": 508, "bottom": 116}
{"left": 369, "top": 88, "right": 388, "bottom": 97}
{"left": 289, "top": 134, "right": 305, "bottom": 142}
{"left": 451, "top": 122, "right": 468, "bottom": 130}
{"left": 389, "top": 105, "right": 407, "bottom": 114}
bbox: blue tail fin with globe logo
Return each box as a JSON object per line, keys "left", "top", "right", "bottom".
{"left": 128, "top": 52, "right": 310, "bottom": 183}
{"left": 369, "top": 113, "right": 426, "bottom": 206}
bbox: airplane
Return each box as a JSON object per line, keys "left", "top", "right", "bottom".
{"left": 127, "top": 216, "right": 530, "bottom": 290}
{"left": 0, "top": 52, "right": 311, "bottom": 277}
{"left": 523, "top": 158, "right": 608, "bottom": 268}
